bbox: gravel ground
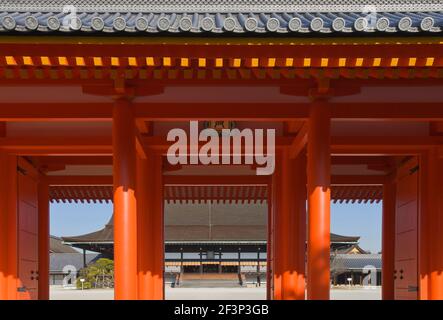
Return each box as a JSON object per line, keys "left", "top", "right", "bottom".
{"left": 50, "top": 286, "right": 381, "bottom": 300}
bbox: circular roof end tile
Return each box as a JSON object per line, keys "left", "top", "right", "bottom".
{"left": 332, "top": 17, "right": 346, "bottom": 32}
{"left": 47, "top": 16, "right": 60, "bottom": 31}
{"left": 266, "top": 17, "right": 280, "bottom": 32}
{"left": 179, "top": 16, "right": 192, "bottom": 31}
{"left": 398, "top": 17, "right": 412, "bottom": 32}
{"left": 376, "top": 17, "right": 390, "bottom": 31}
{"left": 113, "top": 16, "right": 126, "bottom": 31}
{"left": 201, "top": 17, "right": 215, "bottom": 32}
{"left": 288, "top": 17, "right": 302, "bottom": 32}
{"left": 354, "top": 17, "right": 368, "bottom": 32}
{"left": 244, "top": 17, "right": 258, "bottom": 32}
{"left": 91, "top": 17, "right": 105, "bottom": 31}
{"left": 310, "top": 17, "right": 324, "bottom": 32}
{"left": 135, "top": 17, "right": 148, "bottom": 31}
{"left": 420, "top": 17, "right": 434, "bottom": 31}
{"left": 25, "top": 16, "right": 39, "bottom": 30}
{"left": 157, "top": 17, "right": 170, "bottom": 31}
{"left": 2, "top": 16, "right": 16, "bottom": 30}
{"left": 223, "top": 17, "right": 236, "bottom": 31}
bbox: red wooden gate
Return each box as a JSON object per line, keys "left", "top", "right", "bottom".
{"left": 16, "top": 158, "right": 39, "bottom": 300}
{"left": 394, "top": 157, "right": 419, "bottom": 300}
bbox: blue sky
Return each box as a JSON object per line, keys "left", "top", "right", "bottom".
{"left": 50, "top": 202, "right": 382, "bottom": 253}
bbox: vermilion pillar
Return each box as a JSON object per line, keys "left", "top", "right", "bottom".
{"left": 382, "top": 179, "right": 396, "bottom": 300}
{"left": 272, "top": 150, "right": 284, "bottom": 300}
{"left": 292, "top": 153, "right": 307, "bottom": 300}
{"left": 427, "top": 149, "right": 443, "bottom": 299}
{"left": 307, "top": 98, "right": 331, "bottom": 300}
{"left": 38, "top": 177, "right": 50, "bottom": 300}
{"left": 266, "top": 182, "right": 273, "bottom": 300}
{"left": 137, "top": 154, "right": 164, "bottom": 300}
{"left": 273, "top": 149, "right": 306, "bottom": 300}
{"left": 0, "top": 154, "right": 18, "bottom": 300}
{"left": 113, "top": 98, "right": 138, "bottom": 300}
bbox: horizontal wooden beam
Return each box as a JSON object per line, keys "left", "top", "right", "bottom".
{"left": 34, "top": 156, "right": 112, "bottom": 166}
{"left": 1, "top": 43, "right": 442, "bottom": 63}
{"left": 0, "top": 135, "right": 440, "bottom": 156}
{"left": 0, "top": 137, "right": 112, "bottom": 155}
{"left": 46, "top": 174, "right": 384, "bottom": 186}
{"left": 163, "top": 175, "right": 270, "bottom": 186}
{"left": 331, "top": 175, "right": 386, "bottom": 185}
{"left": 331, "top": 136, "right": 443, "bottom": 155}
{"left": 47, "top": 175, "right": 113, "bottom": 186}
{"left": 1, "top": 102, "right": 443, "bottom": 121}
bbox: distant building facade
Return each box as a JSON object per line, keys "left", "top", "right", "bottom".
{"left": 57, "top": 203, "right": 380, "bottom": 285}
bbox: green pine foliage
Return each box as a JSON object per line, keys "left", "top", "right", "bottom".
{"left": 76, "top": 258, "right": 114, "bottom": 289}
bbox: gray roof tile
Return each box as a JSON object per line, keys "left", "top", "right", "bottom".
{"left": 0, "top": 1, "right": 442, "bottom": 34}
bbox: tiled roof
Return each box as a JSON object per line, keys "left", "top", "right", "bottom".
{"left": 331, "top": 253, "right": 382, "bottom": 271}
{"left": 0, "top": 0, "right": 442, "bottom": 34}
{"left": 50, "top": 235, "right": 79, "bottom": 253}
{"left": 50, "top": 253, "right": 100, "bottom": 272}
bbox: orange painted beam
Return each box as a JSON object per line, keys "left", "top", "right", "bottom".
{"left": 113, "top": 98, "right": 138, "bottom": 300}
{"left": 307, "top": 98, "right": 331, "bottom": 300}
{"left": 0, "top": 137, "right": 112, "bottom": 155}
{"left": 382, "top": 179, "right": 396, "bottom": 300}
{"left": 38, "top": 177, "right": 50, "bottom": 300}
{"left": 47, "top": 175, "right": 113, "bottom": 186}
{"left": 163, "top": 175, "right": 270, "bottom": 186}
{"left": 1, "top": 42, "right": 442, "bottom": 64}
{"left": 34, "top": 156, "right": 112, "bottom": 166}
{"left": 3, "top": 102, "right": 443, "bottom": 122}
{"left": 289, "top": 122, "right": 308, "bottom": 159}
{"left": 331, "top": 175, "right": 386, "bottom": 185}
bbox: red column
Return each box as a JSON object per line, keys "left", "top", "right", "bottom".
{"left": 272, "top": 150, "right": 285, "bottom": 300}
{"left": 382, "top": 179, "right": 396, "bottom": 300}
{"left": 427, "top": 149, "right": 443, "bottom": 299}
{"left": 266, "top": 182, "right": 273, "bottom": 300}
{"left": 0, "top": 154, "right": 18, "bottom": 300}
{"left": 273, "top": 150, "right": 306, "bottom": 300}
{"left": 113, "top": 98, "right": 138, "bottom": 300}
{"left": 38, "top": 177, "right": 50, "bottom": 300}
{"left": 307, "top": 98, "right": 331, "bottom": 300}
{"left": 137, "top": 154, "right": 164, "bottom": 300}
{"left": 152, "top": 155, "right": 164, "bottom": 300}
{"left": 293, "top": 153, "right": 307, "bottom": 300}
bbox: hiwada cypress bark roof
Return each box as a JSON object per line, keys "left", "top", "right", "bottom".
{"left": 62, "top": 214, "right": 360, "bottom": 243}
{"left": 0, "top": 0, "right": 442, "bottom": 34}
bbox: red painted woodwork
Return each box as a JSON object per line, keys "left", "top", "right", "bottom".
{"left": 382, "top": 179, "right": 396, "bottom": 300}
{"left": 0, "top": 154, "right": 18, "bottom": 299}
{"left": 137, "top": 154, "right": 165, "bottom": 300}
{"left": 266, "top": 184, "right": 273, "bottom": 300}
{"left": 394, "top": 157, "right": 419, "bottom": 300}
{"left": 17, "top": 158, "right": 39, "bottom": 300}
{"left": 307, "top": 98, "right": 331, "bottom": 300}
{"left": 37, "top": 178, "right": 49, "bottom": 300}
{"left": 113, "top": 98, "right": 138, "bottom": 300}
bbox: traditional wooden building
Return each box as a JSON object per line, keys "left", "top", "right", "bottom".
{"left": 0, "top": 0, "right": 443, "bottom": 300}
{"left": 61, "top": 205, "right": 366, "bottom": 277}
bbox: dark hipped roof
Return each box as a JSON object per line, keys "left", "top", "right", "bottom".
{"left": 50, "top": 235, "right": 79, "bottom": 253}
{"left": 62, "top": 213, "right": 360, "bottom": 243}
{"left": 0, "top": 0, "right": 442, "bottom": 34}
{"left": 50, "top": 253, "right": 100, "bottom": 272}
{"left": 331, "top": 253, "right": 382, "bottom": 271}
